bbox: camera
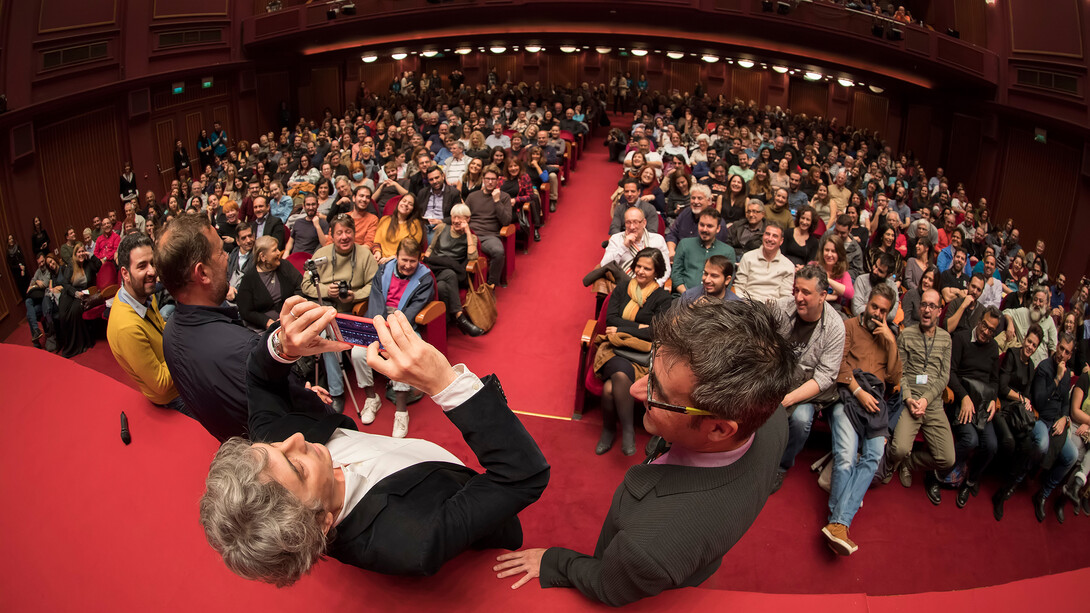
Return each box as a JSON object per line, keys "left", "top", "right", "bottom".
{"left": 303, "top": 256, "right": 328, "bottom": 273}
{"left": 338, "top": 280, "right": 350, "bottom": 300}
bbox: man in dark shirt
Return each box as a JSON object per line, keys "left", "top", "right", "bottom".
{"left": 943, "top": 273, "right": 986, "bottom": 335}
{"left": 1027, "top": 334, "right": 1079, "bottom": 521}
{"left": 944, "top": 307, "right": 1002, "bottom": 509}
{"left": 464, "top": 165, "right": 513, "bottom": 285}
{"left": 938, "top": 247, "right": 970, "bottom": 303}
{"left": 284, "top": 194, "right": 329, "bottom": 255}
{"left": 158, "top": 215, "right": 325, "bottom": 441}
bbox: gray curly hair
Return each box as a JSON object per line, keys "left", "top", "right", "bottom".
{"left": 199, "top": 437, "right": 330, "bottom": 587}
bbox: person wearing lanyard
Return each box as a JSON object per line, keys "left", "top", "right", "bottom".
{"left": 107, "top": 232, "right": 188, "bottom": 416}
{"left": 874, "top": 288, "right": 956, "bottom": 504}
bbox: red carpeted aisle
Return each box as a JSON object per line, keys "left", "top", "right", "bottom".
{"left": 2, "top": 120, "right": 1089, "bottom": 610}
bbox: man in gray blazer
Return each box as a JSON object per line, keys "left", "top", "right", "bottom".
{"left": 494, "top": 299, "right": 795, "bottom": 606}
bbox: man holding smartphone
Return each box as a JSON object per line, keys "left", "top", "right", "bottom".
{"left": 199, "top": 298, "right": 549, "bottom": 586}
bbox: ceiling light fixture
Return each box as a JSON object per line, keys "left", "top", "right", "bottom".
{"left": 837, "top": 78, "right": 854, "bottom": 87}
{"left": 596, "top": 47, "right": 612, "bottom": 54}
{"left": 631, "top": 49, "right": 648, "bottom": 56}
{"left": 490, "top": 46, "right": 506, "bottom": 54}
{"left": 702, "top": 55, "right": 719, "bottom": 63}
{"left": 772, "top": 65, "right": 788, "bottom": 73}
{"left": 869, "top": 85, "right": 885, "bottom": 93}
{"left": 804, "top": 71, "right": 823, "bottom": 81}
{"left": 666, "top": 51, "right": 684, "bottom": 60}
{"left": 454, "top": 48, "right": 471, "bottom": 55}
{"left": 560, "top": 45, "right": 578, "bottom": 53}
{"left": 421, "top": 50, "right": 438, "bottom": 58}
{"left": 361, "top": 54, "right": 377, "bottom": 63}
{"left": 391, "top": 52, "right": 407, "bottom": 60}
{"left": 525, "top": 45, "right": 541, "bottom": 53}
{"left": 737, "top": 59, "right": 754, "bottom": 68}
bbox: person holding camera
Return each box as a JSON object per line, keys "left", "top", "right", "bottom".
{"left": 300, "top": 213, "right": 380, "bottom": 409}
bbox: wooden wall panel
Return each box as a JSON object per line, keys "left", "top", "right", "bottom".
{"left": 301, "top": 66, "right": 340, "bottom": 123}
{"left": 851, "top": 90, "right": 889, "bottom": 134}
{"left": 155, "top": 119, "right": 176, "bottom": 184}
{"left": 185, "top": 111, "right": 204, "bottom": 159}
{"left": 153, "top": 0, "right": 229, "bottom": 19}
{"left": 358, "top": 62, "right": 396, "bottom": 92}
{"left": 0, "top": 182, "right": 14, "bottom": 321}
{"left": 38, "top": 0, "right": 116, "bottom": 33}
{"left": 213, "top": 104, "right": 231, "bottom": 145}
{"left": 487, "top": 55, "right": 517, "bottom": 82}
{"left": 731, "top": 69, "right": 762, "bottom": 105}
{"left": 952, "top": 0, "right": 987, "bottom": 48}
{"left": 549, "top": 54, "right": 578, "bottom": 89}
{"left": 669, "top": 62, "right": 699, "bottom": 94}
{"left": 994, "top": 129, "right": 1080, "bottom": 261}
{"left": 1008, "top": 0, "right": 1083, "bottom": 58}
{"left": 788, "top": 79, "right": 828, "bottom": 118}
{"left": 945, "top": 114, "right": 982, "bottom": 193}
{"left": 36, "top": 107, "right": 124, "bottom": 238}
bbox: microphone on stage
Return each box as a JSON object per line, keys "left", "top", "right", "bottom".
{"left": 120, "top": 411, "right": 131, "bottom": 445}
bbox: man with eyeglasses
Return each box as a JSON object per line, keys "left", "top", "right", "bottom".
{"left": 463, "top": 165, "right": 513, "bottom": 286}
{"left": 875, "top": 288, "right": 955, "bottom": 496}
{"left": 942, "top": 307, "right": 1003, "bottom": 508}
{"left": 493, "top": 299, "right": 794, "bottom": 606}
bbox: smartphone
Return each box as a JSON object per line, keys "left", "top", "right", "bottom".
{"left": 327, "top": 313, "right": 383, "bottom": 348}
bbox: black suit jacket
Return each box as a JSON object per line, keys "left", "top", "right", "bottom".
{"left": 247, "top": 329, "right": 551, "bottom": 576}
{"left": 226, "top": 247, "right": 256, "bottom": 287}
{"left": 416, "top": 184, "right": 463, "bottom": 222}
{"left": 235, "top": 263, "right": 303, "bottom": 329}
{"left": 538, "top": 408, "right": 788, "bottom": 606}
{"left": 251, "top": 216, "right": 286, "bottom": 250}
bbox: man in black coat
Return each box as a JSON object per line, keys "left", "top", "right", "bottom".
{"left": 494, "top": 299, "right": 794, "bottom": 606}
{"left": 250, "top": 196, "right": 286, "bottom": 250}
{"left": 199, "top": 298, "right": 549, "bottom": 585}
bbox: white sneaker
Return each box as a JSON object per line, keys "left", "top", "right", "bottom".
{"left": 392, "top": 412, "right": 410, "bottom": 438}
{"left": 359, "top": 394, "right": 381, "bottom": 425}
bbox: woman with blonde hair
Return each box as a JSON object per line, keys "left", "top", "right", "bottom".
{"left": 746, "top": 162, "right": 774, "bottom": 204}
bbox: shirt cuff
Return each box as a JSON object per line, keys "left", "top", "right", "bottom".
{"left": 266, "top": 330, "right": 297, "bottom": 364}
{"left": 431, "top": 364, "right": 484, "bottom": 412}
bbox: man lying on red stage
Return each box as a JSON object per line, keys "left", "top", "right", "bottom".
{"left": 494, "top": 299, "right": 794, "bottom": 606}
{"left": 199, "top": 296, "right": 549, "bottom": 586}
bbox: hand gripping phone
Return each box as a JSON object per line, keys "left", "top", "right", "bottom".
{"left": 327, "top": 313, "right": 383, "bottom": 348}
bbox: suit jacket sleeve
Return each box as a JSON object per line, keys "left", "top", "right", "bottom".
{"left": 271, "top": 219, "right": 286, "bottom": 250}
{"left": 246, "top": 327, "right": 301, "bottom": 440}
{"left": 235, "top": 270, "right": 271, "bottom": 329}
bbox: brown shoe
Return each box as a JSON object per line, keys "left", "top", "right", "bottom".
{"left": 898, "top": 461, "right": 913, "bottom": 488}
{"left": 821, "top": 523, "right": 858, "bottom": 556}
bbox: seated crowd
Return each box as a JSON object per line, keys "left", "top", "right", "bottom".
{"left": 7, "top": 69, "right": 1090, "bottom": 600}
{"left": 587, "top": 93, "right": 1090, "bottom": 557}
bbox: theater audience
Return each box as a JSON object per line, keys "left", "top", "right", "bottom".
{"left": 679, "top": 255, "right": 739, "bottom": 304}
{"left": 31, "top": 216, "right": 50, "bottom": 256}
{"left": 664, "top": 184, "right": 728, "bottom": 259}
{"left": 55, "top": 243, "right": 102, "bottom": 358}
{"left": 251, "top": 196, "right": 287, "bottom": 250}
{"left": 1002, "top": 287, "right": 1057, "bottom": 366}
{"left": 23, "top": 252, "right": 55, "bottom": 348}
{"left": 284, "top": 194, "right": 330, "bottom": 256}
{"left": 585, "top": 207, "right": 670, "bottom": 288}
{"left": 781, "top": 204, "right": 817, "bottom": 266}
{"left": 991, "top": 325, "right": 1043, "bottom": 520}
{"left": 724, "top": 199, "right": 768, "bottom": 255}
{"left": 465, "top": 165, "right": 514, "bottom": 286}
{"left": 423, "top": 204, "right": 483, "bottom": 337}
{"left": 373, "top": 193, "right": 424, "bottom": 262}
{"left": 609, "top": 178, "right": 660, "bottom": 236}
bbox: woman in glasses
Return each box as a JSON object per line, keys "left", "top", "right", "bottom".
{"left": 593, "top": 248, "right": 673, "bottom": 456}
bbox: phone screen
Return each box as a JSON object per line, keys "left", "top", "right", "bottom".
{"left": 329, "top": 314, "right": 382, "bottom": 347}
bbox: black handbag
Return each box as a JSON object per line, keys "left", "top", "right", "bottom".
{"left": 1003, "top": 401, "right": 1037, "bottom": 435}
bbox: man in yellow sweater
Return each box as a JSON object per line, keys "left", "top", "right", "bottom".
{"left": 107, "top": 232, "right": 188, "bottom": 415}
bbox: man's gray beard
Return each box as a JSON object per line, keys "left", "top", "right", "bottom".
{"left": 1029, "top": 307, "right": 1046, "bottom": 323}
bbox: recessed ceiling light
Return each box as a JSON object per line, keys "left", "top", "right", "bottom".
{"left": 837, "top": 78, "right": 854, "bottom": 87}
{"left": 490, "top": 46, "right": 506, "bottom": 54}
{"left": 804, "top": 71, "right": 823, "bottom": 81}
{"left": 421, "top": 50, "right": 438, "bottom": 58}
{"left": 772, "top": 65, "right": 788, "bottom": 73}
{"left": 666, "top": 51, "right": 684, "bottom": 60}
{"left": 361, "top": 55, "right": 377, "bottom": 63}
{"left": 391, "top": 52, "right": 407, "bottom": 60}
{"left": 631, "top": 49, "right": 648, "bottom": 56}
{"left": 702, "top": 55, "right": 719, "bottom": 63}
{"left": 737, "top": 59, "right": 754, "bottom": 68}
{"left": 455, "top": 48, "right": 471, "bottom": 55}
{"left": 560, "top": 45, "right": 577, "bottom": 53}
{"left": 525, "top": 45, "right": 541, "bottom": 53}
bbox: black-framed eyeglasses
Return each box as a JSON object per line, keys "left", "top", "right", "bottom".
{"left": 646, "top": 346, "right": 714, "bottom": 416}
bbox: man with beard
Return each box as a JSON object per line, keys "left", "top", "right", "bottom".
{"left": 944, "top": 273, "right": 987, "bottom": 335}
{"left": 108, "top": 232, "right": 186, "bottom": 415}
{"left": 609, "top": 179, "right": 660, "bottom": 236}
{"left": 938, "top": 247, "right": 971, "bottom": 303}
{"left": 664, "top": 185, "right": 730, "bottom": 259}
{"left": 852, "top": 253, "right": 900, "bottom": 325}
{"left": 679, "top": 255, "right": 740, "bottom": 304}
{"left": 671, "top": 209, "right": 734, "bottom": 295}
{"left": 160, "top": 216, "right": 327, "bottom": 440}
{"left": 1003, "top": 287, "right": 1058, "bottom": 366}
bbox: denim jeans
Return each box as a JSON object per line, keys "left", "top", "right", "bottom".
{"left": 321, "top": 351, "right": 346, "bottom": 397}
{"left": 24, "top": 296, "right": 54, "bottom": 337}
{"left": 780, "top": 402, "right": 816, "bottom": 471}
{"left": 1030, "top": 420, "right": 1078, "bottom": 497}
{"left": 828, "top": 402, "right": 886, "bottom": 527}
